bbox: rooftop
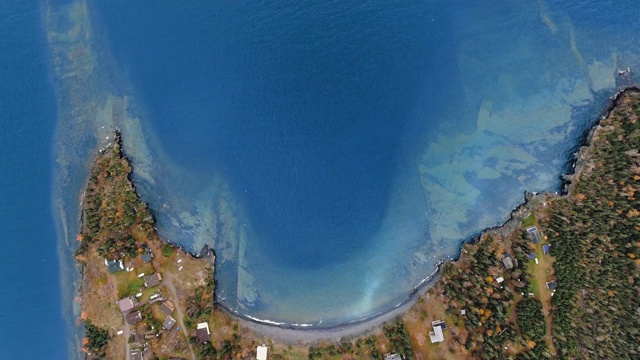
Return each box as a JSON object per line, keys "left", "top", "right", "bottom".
{"left": 526, "top": 226, "right": 542, "bottom": 244}
{"left": 159, "top": 301, "right": 175, "bottom": 316}
{"left": 257, "top": 345, "right": 269, "bottom": 360}
{"left": 384, "top": 354, "right": 402, "bottom": 360}
{"left": 429, "top": 320, "right": 446, "bottom": 343}
{"left": 163, "top": 316, "right": 176, "bottom": 330}
{"left": 144, "top": 273, "right": 162, "bottom": 288}
{"left": 502, "top": 256, "right": 514, "bottom": 269}
{"left": 118, "top": 297, "right": 137, "bottom": 312}
{"left": 105, "top": 259, "right": 124, "bottom": 273}
{"left": 141, "top": 250, "right": 153, "bottom": 263}
{"left": 196, "top": 328, "right": 210, "bottom": 344}
{"left": 196, "top": 322, "right": 210, "bottom": 343}
{"left": 546, "top": 280, "right": 558, "bottom": 290}
{"left": 125, "top": 310, "right": 143, "bottom": 325}
{"left": 429, "top": 325, "right": 444, "bottom": 343}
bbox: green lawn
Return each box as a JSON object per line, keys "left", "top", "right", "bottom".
{"left": 521, "top": 214, "right": 536, "bottom": 228}
{"left": 528, "top": 274, "right": 541, "bottom": 298}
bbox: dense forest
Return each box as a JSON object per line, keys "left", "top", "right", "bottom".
{"left": 543, "top": 89, "right": 640, "bottom": 359}
{"left": 436, "top": 230, "right": 547, "bottom": 360}
{"left": 84, "top": 320, "right": 110, "bottom": 359}
{"left": 75, "top": 131, "right": 154, "bottom": 259}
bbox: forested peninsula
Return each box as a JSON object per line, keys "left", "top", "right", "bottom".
{"left": 75, "top": 89, "right": 640, "bottom": 360}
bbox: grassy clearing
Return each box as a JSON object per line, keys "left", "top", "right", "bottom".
{"left": 521, "top": 213, "right": 536, "bottom": 228}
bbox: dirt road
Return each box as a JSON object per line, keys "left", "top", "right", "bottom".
{"left": 163, "top": 274, "right": 196, "bottom": 360}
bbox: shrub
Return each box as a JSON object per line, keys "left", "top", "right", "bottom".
{"left": 161, "top": 244, "right": 174, "bottom": 257}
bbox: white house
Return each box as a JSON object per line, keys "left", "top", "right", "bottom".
{"left": 429, "top": 320, "right": 446, "bottom": 343}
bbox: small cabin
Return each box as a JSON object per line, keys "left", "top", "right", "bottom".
{"left": 196, "top": 322, "right": 211, "bottom": 344}
{"left": 144, "top": 273, "right": 162, "bottom": 288}
{"left": 163, "top": 316, "right": 176, "bottom": 330}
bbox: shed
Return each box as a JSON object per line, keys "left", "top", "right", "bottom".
{"left": 257, "top": 345, "right": 269, "bottom": 360}
{"left": 196, "top": 322, "right": 210, "bottom": 344}
{"left": 546, "top": 280, "right": 558, "bottom": 290}
{"left": 125, "top": 310, "right": 142, "bottom": 325}
{"left": 163, "top": 316, "right": 176, "bottom": 330}
{"left": 543, "top": 244, "right": 551, "bottom": 254}
{"left": 159, "top": 301, "right": 175, "bottom": 316}
{"left": 384, "top": 354, "right": 402, "bottom": 360}
{"left": 502, "top": 256, "right": 514, "bottom": 270}
{"left": 118, "top": 297, "right": 138, "bottom": 313}
{"left": 141, "top": 249, "right": 153, "bottom": 263}
{"left": 144, "top": 273, "right": 162, "bottom": 288}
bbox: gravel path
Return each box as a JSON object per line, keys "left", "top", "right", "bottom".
{"left": 164, "top": 274, "right": 196, "bottom": 360}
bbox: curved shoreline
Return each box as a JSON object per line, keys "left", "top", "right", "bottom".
{"left": 68, "top": 84, "right": 640, "bottom": 348}
{"left": 204, "top": 85, "right": 640, "bottom": 343}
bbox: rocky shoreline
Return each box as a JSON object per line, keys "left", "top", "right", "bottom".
{"left": 563, "top": 86, "right": 640, "bottom": 192}
{"left": 201, "top": 88, "right": 640, "bottom": 343}
{"left": 74, "top": 86, "right": 640, "bottom": 359}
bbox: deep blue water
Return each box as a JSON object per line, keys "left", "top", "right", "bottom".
{"left": 0, "top": 1, "right": 68, "bottom": 358}
{"left": 96, "top": 1, "right": 452, "bottom": 269}
{"left": 45, "top": 0, "right": 640, "bottom": 330}
{"left": 86, "top": 0, "right": 640, "bottom": 325}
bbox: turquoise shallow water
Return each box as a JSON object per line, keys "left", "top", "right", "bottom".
{"left": 45, "top": 0, "right": 640, "bottom": 334}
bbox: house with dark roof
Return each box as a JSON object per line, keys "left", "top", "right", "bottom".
{"left": 543, "top": 244, "right": 551, "bottom": 254}
{"left": 105, "top": 259, "right": 124, "bottom": 273}
{"left": 131, "top": 331, "right": 144, "bottom": 343}
{"left": 144, "top": 273, "right": 162, "bottom": 288}
{"left": 118, "top": 296, "right": 138, "bottom": 313}
{"left": 141, "top": 248, "right": 153, "bottom": 263}
{"left": 159, "top": 301, "right": 175, "bottom": 316}
{"left": 163, "top": 316, "right": 176, "bottom": 330}
{"left": 546, "top": 280, "right": 558, "bottom": 290}
{"left": 196, "top": 322, "right": 210, "bottom": 344}
{"left": 126, "top": 310, "right": 143, "bottom": 325}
